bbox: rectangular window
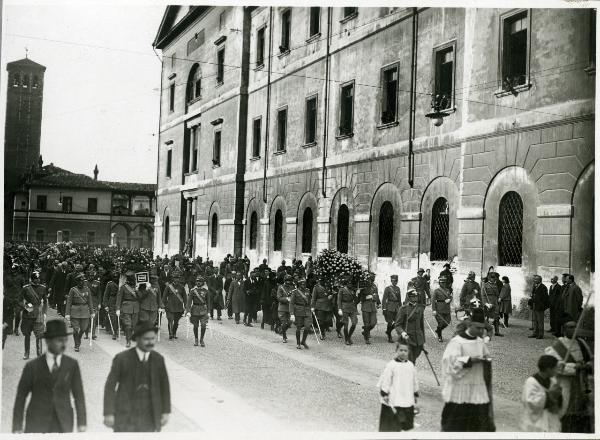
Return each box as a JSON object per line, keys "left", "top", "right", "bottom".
{"left": 252, "top": 117, "right": 262, "bottom": 158}
{"left": 434, "top": 45, "right": 455, "bottom": 110}
{"left": 35, "top": 229, "right": 44, "bottom": 242}
{"left": 339, "top": 82, "right": 354, "bottom": 136}
{"left": 62, "top": 196, "right": 72, "bottom": 213}
{"left": 309, "top": 7, "right": 321, "bottom": 37}
{"left": 281, "top": 9, "right": 291, "bottom": 52}
{"left": 213, "top": 130, "right": 222, "bottom": 166}
{"left": 87, "top": 198, "right": 98, "bottom": 213}
{"left": 502, "top": 10, "right": 529, "bottom": 88}
{"left": 381, "top": 64, "right": 398, "bottom": 124}
{"left": 305, "top": 95, "right": 318, "bottom": 144}
{"left": 216, "top": 47, "right": 225, "bottom": 84}
{"left": 192, "top": 126, "right": 199, "bottom": 171}
{"left": 277, "top": 108, "right": 287, "bottom": 151}
{"left": 62, "top": 230, "right": 70, "bottom": 242}
{"left": 166, "top": 150, "right": 172, "bottom": 178}
{"left": 256, "top": 26, "right": 266, "bottom": 67}
{"left": 169, "top": 83, "right": 175, "bottom": 112}
{"left": 36, "top": 195, "right": 47, "bottom": 211}
{"left": 87, "top": 231, "right": 95, "bottom": 244}
{"left": 343, "top": 7, "right": 358, "bottom": 19}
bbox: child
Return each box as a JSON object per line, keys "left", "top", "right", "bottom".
{"left": 520, "top": 354, "right": 563, "bottom": 432}
{"left": 377, "top": 341, "right": 419, "bottom": 431}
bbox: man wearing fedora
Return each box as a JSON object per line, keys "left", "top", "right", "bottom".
{"left": 104, "top": 321, "right": 171, "bottom": 432}
{"left": 13, "top": 319, "right": 86, "bottom": 433}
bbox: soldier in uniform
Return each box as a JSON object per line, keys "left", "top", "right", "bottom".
{"left": 206, "top": 267, "right": 224, "bottom": 320}
{"left": 116, "top": 271, "right": 141, "bottom": 347}
{"left": 185, "top": 276, "right": 209, "bottom": 347}
{"left": 103, "top": 271, "right": 120, "bottom": 340}
{"left": 277, "top": 274, "right": 294, "bottom": 343}
{"left": 19, "top": 272, "right": 48, "bottom": 359}
{"left": 410, "top": 268, "right": 430, "bottom": 305}
{"left": 382, "top": 275, "right": 402, "bottom": 343}
{"left": 481, "top": 271, "right": 503, "bottom": 337}
{"left": 440, "top": 263, "right": 454, "bottom": 291}
{"left": 337, "top": 276, "right": 359, "bottom": 346}
{"left": 85, "top": 266, "right": 101, "bottom": 340}
{"left": 138, "top": 276, "right": 162, "bottom": 327}
{"left": 161, "top": 269, "right": 187, "bottom": 340}
{"left": 289, "top": 278, "right": 312, "bottom": 349}
{"left": 358, "top": 273, "right": 380, "bottom": 344}
{"left": 310, "top": 276, "right": 332, "bottom": 340}
{"left": 65, "top": 273, "right": 94, "bottom": 353}
{"left": 394, "top": 288, "right": 425, "bottom": 364}
{"left": 432, "top": 275, "right": 453, "bottom": 342}
{"left": 459, "top": 271, "right": 481, "bottom": 316}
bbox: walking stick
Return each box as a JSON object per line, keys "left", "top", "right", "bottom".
{"left": 311, "top": 324, "right": 321, "bottom": 345}
{"left": 186, "top": 316, "right": 190, "bottom": 340}
{"left": 117, "top": 315, "right": 121, "bottom": 340}
{"left": 89, "top": 316, "right": 93, "bottom": 347}
{"left": 311, "top": 310, "right": 323, "bottom": 339}
{"left": 157, "top": 311, "right": 162, "bottom": 342}
{"left": 422, "top": 348, "right": 441, "bottom": 386}
{"left": 423, "top": 316, "right": 439, "bottom": 340}
{"left": 107, "top": 312, "right": 115, "bottom": 335}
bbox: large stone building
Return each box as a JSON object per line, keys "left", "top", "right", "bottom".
{"left": 12, "top": 163, "right": 156, "bottom": 248}
{"left": 152, "top": 6, "right": 595, "bottom": 300}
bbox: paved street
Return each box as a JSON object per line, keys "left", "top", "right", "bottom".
{"left": 3, "top": 307, "right": 555, "bottom": 433}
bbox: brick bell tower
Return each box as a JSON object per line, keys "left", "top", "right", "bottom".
{"left": 4, "top": 55, "right": 46, "bottom": 238}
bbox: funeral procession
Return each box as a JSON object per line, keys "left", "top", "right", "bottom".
{"left": 0, "top": 2, "right": 596, "bottom": 436}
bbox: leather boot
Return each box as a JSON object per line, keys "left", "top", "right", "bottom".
{"left": 125, "top": 329, "right": 132, "bottom": 347}
{"left": 386, "top": 324, "right": 393, "bottom": 343}
{"left": 36, "top": 338, "right": 43, "bottom": 357}
{"left": 301, "top": 330, "right": 309, "bottom": 349}
{"left": 296, "top": 329, "right": 302, "bottom": 349}
{"left": 344, "top": 327, "right": 350, "bottom": 345}
{"left": 348, "top": 324, "right": 356, "bottom": 345}
{"left": 364, "top": 328, "right": 371, "bottom": 344}
{"left": 194, "top": 338, "right": 199, "bottom": 347}
{"left": 24, "top": 334, "right": 31, "bottom": 359}
{"left": 436, "top": 328, "right": 443, "bottom": 343}
{"left": 494, "top": 322, "right": 504, "bottom": 337}
{"left": 200, "top": 327, "right": 206, "bottom": 347}
{"left": 282, "top": 328, "right": 287, "bottom": 343}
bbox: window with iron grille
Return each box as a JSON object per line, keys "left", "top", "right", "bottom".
{"left": 274, "top": 209, "right": 283, "bottom": 251}
{"left": 337, "top": 204, "right": 349, "bottom": 254}
{"left": 381, "top": 64, "right": 398, "bottom": 124}
{"left": 430, "top": 197, "right": 449, "bottom": 261}
{"left": 216, "top": 47, "right": 225, "bottom": 84}
{"left": 378, "top": 201, "right": 394, "bottom": 257}
{"left": 211, "top": 213, "right": 218, "bottom": 247}
{"left": 434, "top": 44, "right": 454, "bottom": 110}
{"left": 339, "top": 82, "right": 354, "bottom": 136}
{"left": 280, "top": 9, "right": 291, "bottom": 52}
{"left": 252, "top": 117, "right": 261, "bottom": 158}
{"left": 169, "top": 83, "right": 175, "bottom": 112}
{"left": 502, "top": 10, "right": 529, "bottom": 87}
{"left": 277, "top": 108, "right": 287, "bottom": 151}
{"left": 256, "top": 26, "right": 266, "bottom": 67}
{"left": 498, "top": 191, "right": 523, "bottom": 266}
{"left": 302, "top": 207, "right": 313, "bottom": 253}
{"left": 213, "top": 130, "right": 221, "bottom": 166}
{"left": 305, "top": 95, "right": 317, "bottom": 144}
{"left": 249, "top": 211, "right": 258, "bottom": 249}
{"left": 309, "top": 7, "right": 320, "bottom": 37}
{"left": 164, "top": 217, "right": 170, "bottom": 244}
{"left": 36, "top": 195, "right": 47, "bottom": 211}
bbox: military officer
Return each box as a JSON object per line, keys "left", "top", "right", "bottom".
{"left": 161, "top": 269, "right": 187, "bottom": 340}
{"left": 410, "top": 268, "right": 430, "bottom": 305}
{"left": 382, "top": 275, "right": 402, "bottom": 343}
{"left": 431, "top": 275, "right": 452, "bottom": 342}
{"left": 394, "top": 288, "right": 425, "bottom": 364}
{"left": 481, "top": 271, "right": 503, "bottom": 337}
{"left": 310, "top": 277, "right": 332, "bottom": 339}
{"left": 103, "top": 271, "right": 120, "bottom": 339}
{"left": 116, "top": 271, "right": 140, "bottom": 347}
{"left": 65, "top": 273, "right": 94, "bottom": 352}
{"left": 85, "top": 267, "right": 101, "bottom": 340}
{"left": 206, "top": 267, "right": 224, "bottom": 320}
{"left": 289, "top": 278, "right": 312, "bottom": 350}
{"left": 459, "top": 271, "right": 481, "bottom": 315}
{"left": 276, "top": 274, "right": 294, "bottom": 343}
{"left": 19, "top": 272, "right": 48, "bottom": 359}
{"left": 138, "top": 275, "right": 162, "bottom": 327}
{"left": 185, "top": 276, "right": 209, "bottom": 347}
{"left": 337, "top": 276, "right": 359, "bottom": 346}
{"left": 358, "top": 273, "right": 380, "bottom": 344}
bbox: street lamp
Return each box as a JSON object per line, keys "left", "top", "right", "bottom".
{"left": 425, "top": 94, "right": 450, "bottom": 127}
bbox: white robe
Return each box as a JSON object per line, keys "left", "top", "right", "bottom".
{"left": 520, "top": 376, "right": 561, "bottom": 432}
{"left": 376, "top": 359, "right": 418, "bottom": 408}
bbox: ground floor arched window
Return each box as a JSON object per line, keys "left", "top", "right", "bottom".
{"left": 378, "top": 201, "right": 394, "bottom": 257}
{"left": 430, "top": 197, "right": 449, "bottom": 261}
{"left": 498, "top": 191, "right": 523, "bottom": 266}
{"left": 337, "top": 204, "right": 349, "bottom": 253}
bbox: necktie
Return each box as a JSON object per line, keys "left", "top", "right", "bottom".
{"left": 52, "top": 355, "right": 59, "bottom": 374}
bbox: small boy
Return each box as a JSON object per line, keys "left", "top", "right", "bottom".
{"left": 520, "top": 354, "right": 562, "bottom": 432}
{"left": 377, "top": 341, "right": 419, "bottom": 431}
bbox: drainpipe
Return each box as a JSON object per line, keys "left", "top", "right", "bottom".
{"left": 262, "top": 7, "right": 274, "bottom": 203}
{"left": 155, "top": 53, "right": 164, "bottom": 251}
{"left": 321, "top": 7, "right": 332, "bottom": 198}
{"left": 408, "top": 8, "right": 418, "bottom": 188}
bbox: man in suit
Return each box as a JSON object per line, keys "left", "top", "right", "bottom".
{"left": 562, "top": 275, "right": 584, "bottom": 323}
{"left": 104, "top": 321, "right": 171, "bottom": 432}
{"left": 13, "top": 319, "right": 86, "bottom": 433}
{"left": 548, "top": 275, "right": 562, "bottom": 336}
{"left": 206, "top": 267, "right": 224, "bottom": 320}
{"left": 529, "top": 275, "right": 549, "bottom": 339}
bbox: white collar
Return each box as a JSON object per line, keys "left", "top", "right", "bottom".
{"left": 135, "top": 347, "right": 150, "bottom": 362}
{"left": 45, "top": 352, "right": 62, "bottom": 370}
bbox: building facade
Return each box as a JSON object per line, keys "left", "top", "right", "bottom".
{"left": 153, "top": 6, "right": 595, "bottom": 301}
{"left": 12, "top": 163, "right": 156, "bottom": 248}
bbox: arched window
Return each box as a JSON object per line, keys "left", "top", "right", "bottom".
{"left": 164, "top": 216, "right": 170, "bottom": 244}
{"left": 498, "top": 191, "right": 523, "bottom": 266}
{"left": 13, "top": 73, "right": 20, "bottom": 87}
{"left": 21, "top": 74, "right": 28, "bottom": 88}
{"left": 187, "top": 64, "right": 202, "bottom": 103}
{"left": 249, "top": 211, "right": 258, "bottom": 250}
{"left": 302, "top": 208, "right": 313, "bottom": 254}
{"left": 211, "top": 213, "right": 218, "bottom": 248}
{"left": 430, "top": 197, "right": 449, "bottom": 261}
{"left": 32, "top": 75, "right": 39, "bottom": 89}
{"left": 378, "top": 201, "right": 394, "bottom": 257}
{"left": 274, "top": 209, "right": 283, "bottom": 251}
{"left": 337, "top": 204, "right": 349, "bottom": 253}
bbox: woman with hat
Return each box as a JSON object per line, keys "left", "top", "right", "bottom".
{"left": 185, "top": 276, "right": 209, "bottom": 347}
{"left": 65, "top": 273, "right": 94, "bottom": 352}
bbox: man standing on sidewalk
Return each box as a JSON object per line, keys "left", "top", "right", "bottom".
{"left": 13, "top": 319, "right": 86, "bottom": 433}
{"left": 529, "top": 275, "right": 549, "bottom": 339}
{"left": 104, "top": 321, "right": 171, "bottom": 432}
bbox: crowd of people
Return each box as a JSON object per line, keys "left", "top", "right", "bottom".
{"left": 2, "top": 241, "right": 594, "bottom": 433}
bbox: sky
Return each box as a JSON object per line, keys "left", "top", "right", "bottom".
{"left": 2, "top": 3, "right": 165, "bottom": 183}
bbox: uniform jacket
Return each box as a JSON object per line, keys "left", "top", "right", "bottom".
{"left": 277, "top": 284, "right": 293, "bottom": 313}
{"left": 116, "top": 284, "right": 140, "bottom": 314}
{"left": 410, "top": 276, "right": 430, "bottom": 302}
{"left": 13, "top": 354, "right": 86, "bottom": 433}
{"left": 358, "top": 283, "right": 380, "bottom": 312}
{"left": 102, "top": 281, "right": 119, "bottom": 308}
{"left": 139, "top": 286, "right": 161, "bottom": 312}
{"left": 431, "top": 286, "right": 452, "bottom": 315}
{"left": 161, "top": 283, "right": 186, "bottom": 313}
{"left": 65, "top": 286, "right": 93, "bottom": 319}
{"left": 394, "top": 303, "right": 425, "bottom": 346}
{"left": 382, "top": 285, "right": 402, "bottom": 312}
{"left": 531, "top": 283, "right": 549, "bottom": 312}
{"left": 227, "top": 280, "right": 245, "bottom": 314}
{"left": 459, "top": 280, "right": 481, "bottom": 308}
{"left": 186, "top": 287, "right": 209, "bottom": 316}
{"left": 337, "top": 286, "right": 358, "bottom": 314}
{"left": 20, "top": 284, "right": 48, "bottom": 322}
{"left": 481, "top": 281, "right": 500, "bottom": 306}
{"left": 103, "top": 348, "right": 170, "bottom": 432}
{"left": 311, "top": 284, "right": 332, "bottom": 311}
{"left": 289, "top": 287, "right": 311, "bottom": 317}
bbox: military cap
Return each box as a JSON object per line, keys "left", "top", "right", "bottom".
{"left": 417, "top": 268, "right": 425, "bottom": 273}
{"left": 74, "top": 273, "right": 85, "bottom": 282}
{"left": 406, "top": 288, "right": 418, "bottom": 297}
{"left": 438, "top": 274, "right": 448, "bottom": 282}
{"left": 390, "top": 275, "right": 398, "bottom": 280}
{"left": 195, "top": 275, "right": 206, "bottom": 282}
{"left": 443, "top": 263, "right": 451, "bottom": 269}
{"left": 467, "top": 271, "right": 476, "bottom": 278}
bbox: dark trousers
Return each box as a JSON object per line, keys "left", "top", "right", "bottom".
{"left": 10, "top": 310, "right": 21, "bottom": 334}
{"left": 166, "top": 311, "right": 183, "bottom": 337}
{"left": 550, "top": 306, "right": 560, "bottom": 332}
{"left": 227, "top": 302, "right": 233, "bottom": 318}
{"left": 25, "top": 409, "right": 65, "bottom": 433}
{"left": 409, "top": 344, "right": 423, "bottom": 364}
{"left": 210, "top": 304, "right": 222, "bottom": 319}
{"left": 533, "top": 310, "right": 545, "bottom": 337}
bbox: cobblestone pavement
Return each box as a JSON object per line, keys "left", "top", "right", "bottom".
{"left": 2, "top": 307, "right": 554, "bottom": 433}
